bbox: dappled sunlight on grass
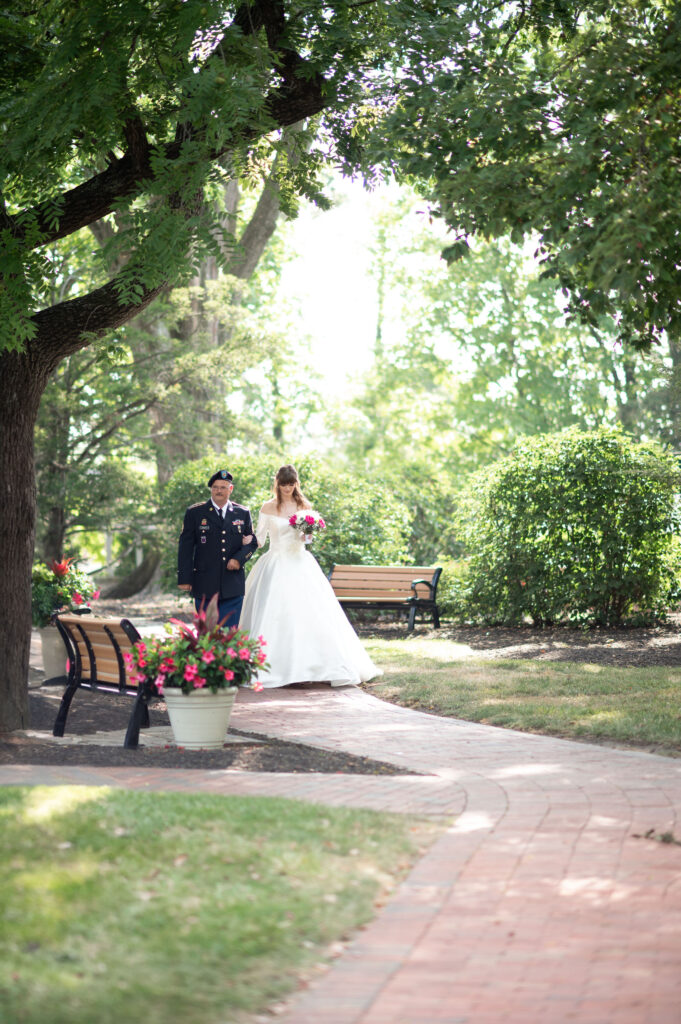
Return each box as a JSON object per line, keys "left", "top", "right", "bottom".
{"left": 20, "top": 785, "right": 105, "bottom": 823}
{"left": 366, "top": 637, "right": 475, "bottom": 664}
{"left": 1, "top": 787, "right": 444, "bottom": 1024}
{"left": 365, "top": 636, "right": 681, "bottom": 753}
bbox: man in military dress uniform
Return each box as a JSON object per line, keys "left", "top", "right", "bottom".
{"left": 177, "top": 469, "right": 258, "bottom": 627}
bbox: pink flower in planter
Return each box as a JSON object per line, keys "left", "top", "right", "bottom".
{"left": 193, "top": 677, "right": 207, "bottom": 689}
{"left": 72, "top": 592, "right": 84, "bottom": 605}
{"left": 227, "top": 647, "right": 237, "bottom": 658}
{"left": 154, "top": 675, "right": 165, "bottom": 694}
{"left": 184, "top": 664, "right": 199, "bottom": 682}
{"left": 92, "top": 590, "right": 101, "bottom": 600}
{"left": 201, "top": 649, "right": 216, "bottom": 664}
{"left": 257, "top": 651, "right": 267, "bottom": 665}
{"left": 223, "top": 669, "right": 235, "bottom": 682}
{"left": 238, "top": 649, "right": 251, "bottom": 660}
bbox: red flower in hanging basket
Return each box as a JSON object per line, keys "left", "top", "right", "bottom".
{"left": 49, "top": 557, "right": 74, "bottom": 578}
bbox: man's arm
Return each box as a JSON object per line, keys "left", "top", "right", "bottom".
{"left": 233, "top": 509, "right": 258, "bottom": 568}
{"left": 177, "top": 508, "right": 195, "bottom": 587}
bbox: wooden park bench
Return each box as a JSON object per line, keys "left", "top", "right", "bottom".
{"left": 328, "top": 564, "right": 442, "bottom": 631}
{"left": 53, "top": 614, "right": 156, "bottom": 749}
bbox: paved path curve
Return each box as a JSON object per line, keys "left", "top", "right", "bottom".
{"left": 2, "top": 683, "right": 681, "bottom": 1023}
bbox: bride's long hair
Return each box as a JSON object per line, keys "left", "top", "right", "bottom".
{"left": 274, "top": 465, "right": 310, "bottom": 511}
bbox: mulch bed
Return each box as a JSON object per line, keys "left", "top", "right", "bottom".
{"left": 356, "top": 615, "right": 681, "bottom": 667}
{"left": 0, "top": 688, "right": 415, "bottom": 775}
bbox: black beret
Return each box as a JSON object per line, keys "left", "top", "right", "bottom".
{"left": 207, "top": 469, "right": 233, "bottom": 486}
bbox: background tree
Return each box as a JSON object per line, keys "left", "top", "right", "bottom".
{"left": 379, "top": 0, "right": 681, "bottom": 349}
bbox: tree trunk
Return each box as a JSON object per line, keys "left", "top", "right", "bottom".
{"left": 101, "top": 550, "right": 161, "bottom": 599}
{"left": 0, "top": 350, "right": 49, "bottom": 731}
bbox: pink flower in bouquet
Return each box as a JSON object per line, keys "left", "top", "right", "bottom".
{"left": 288, "top": 514, "right": 297, "bottom": 526}
{"left": 72, "top": 592, "right": 84, "bottom": 605}
{"left": 304, "top": 514, "right": 315, "bottom": 525}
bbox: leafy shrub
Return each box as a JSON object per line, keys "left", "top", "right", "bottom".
{"left": 455, "top": 428, "right": 681, "bottom": 626}
{"left": 160, "top": 453, "right": 411, "bottom": 586}
{"left": 31, "top": 557, "right": 98, "bottom": 628}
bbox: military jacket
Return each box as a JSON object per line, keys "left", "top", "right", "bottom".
{"left": 177, "top": 499, "right": 258, "bottom": 603}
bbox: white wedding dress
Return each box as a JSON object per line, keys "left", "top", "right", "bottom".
{"left": 239, "top": 511, "right": 382, "bottom": 688}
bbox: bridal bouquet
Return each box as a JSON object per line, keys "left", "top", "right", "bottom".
{"left": 289, "top": 510, "right": 326, "bottom": 543}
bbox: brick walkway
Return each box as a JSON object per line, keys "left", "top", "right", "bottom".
{"left": 3, "top": 661, "right": 681, "bottom": 1022}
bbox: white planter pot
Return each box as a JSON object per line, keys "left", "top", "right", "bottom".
{"left": 163, "top": 687, "right": 238, "bottom": 750}
{"left": 39, "top": 626, "right": 69, "bottom": 684}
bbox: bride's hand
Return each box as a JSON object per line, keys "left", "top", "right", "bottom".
{"left": 242, "top": 534, "right": 253, "bottom": 545}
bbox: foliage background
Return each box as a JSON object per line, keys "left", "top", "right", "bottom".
{"left": 452, "top": 428, "right": 681, "bottom": 627}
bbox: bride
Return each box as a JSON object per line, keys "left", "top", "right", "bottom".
{"left": 238, "top": 464, "right": 382, "bottom": 688}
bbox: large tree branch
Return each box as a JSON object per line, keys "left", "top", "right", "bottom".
{"left": 8, "top": 3, "right": 325, "bottom": 250}
{"left": 227, "top": 120, "right": 307, "bottom": 279}
{"left": 29, "top": 276, "right": 166, "bottom": 373}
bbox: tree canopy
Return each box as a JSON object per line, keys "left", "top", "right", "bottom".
{"left": 377, "top": 0, "right": 681, "bottom": 349}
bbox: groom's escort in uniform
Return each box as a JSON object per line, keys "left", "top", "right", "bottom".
{"left": 177, "top": 469, "right": 258, "bottom": 627}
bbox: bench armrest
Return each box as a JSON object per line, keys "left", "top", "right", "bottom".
{"left": 410, "top": 578, "right": 434, "bottom": 599}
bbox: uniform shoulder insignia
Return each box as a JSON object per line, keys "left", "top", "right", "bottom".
{"left": 188, "top": 501, "right": 205, "bottom": 510}
{"left": 232, "top": 502, "right": 249, "bottom": 511}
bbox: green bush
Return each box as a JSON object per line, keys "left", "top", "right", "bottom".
{"left": 454, "top": 428, "right": 681, "bottom": 626}
{"left": 160, "top": 454, "right": 411, "bottom": 586}
{"left": 31, "top": 558, "right": 97, "bottom": 628}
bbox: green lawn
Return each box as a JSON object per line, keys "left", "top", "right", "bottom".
{"left": 364, "top": 637, "right": 681, "bottom": 755}
{"left": 0, "top": 787, "right": 440, "bottom": 1024}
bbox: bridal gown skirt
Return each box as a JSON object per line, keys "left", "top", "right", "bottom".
{"left": 239, "top": 546, "right": 382, "bottom": 689}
